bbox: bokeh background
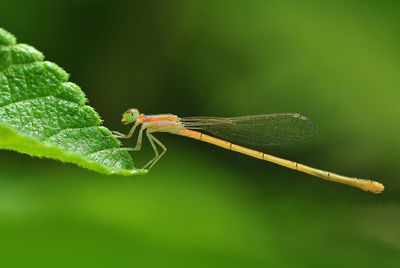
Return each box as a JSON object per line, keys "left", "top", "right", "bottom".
{"left": 1, "top": 0, "right": 399, "bottom": 267}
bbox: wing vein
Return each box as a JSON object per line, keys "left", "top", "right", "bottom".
{"left": 181, "top": 113, "right": 317, "bottom": 147}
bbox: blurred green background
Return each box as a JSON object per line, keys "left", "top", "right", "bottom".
{"left": 1, "top": 0, "right": 399, "bottom": 267}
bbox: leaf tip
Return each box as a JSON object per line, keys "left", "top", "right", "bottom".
{"left": 11, "top": 44, "right": 44, "bottom": 64}
{"left": 58, "top": 82, "right": 87, "bottom": 106}
{"left": 0, "top": 28, "right": 16, "bottom": 46}
{"left": 43, "top": 61, "right": 69, "bottom": 82}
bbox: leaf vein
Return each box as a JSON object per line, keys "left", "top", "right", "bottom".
{"left": 43, "top": 126, "right": 98, "bottom": 141}
{"left": 86, "top": 147, "right": 117, "bottom": 157}
{"left": 0, "top": 95, "right": 79, "bottom": 109}
{"left": 0, "top": 59, "right": 41, "bottom": 74}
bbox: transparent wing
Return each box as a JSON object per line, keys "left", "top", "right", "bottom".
{"left": 181, "top": 113, "right": 317, "bottom": 147}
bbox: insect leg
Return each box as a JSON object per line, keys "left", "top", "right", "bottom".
{"left": 143, "top": 131, "right": 167, "bottom": 170}
{"left": 112, "top": 121, "right": 140, "bottom": 139}
{"left": 117, "top": 125, "right": 144, "bottom": 151}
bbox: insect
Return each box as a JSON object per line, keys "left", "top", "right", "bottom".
{"left": 113, "top": 108, "right": 384, "bottom": 194}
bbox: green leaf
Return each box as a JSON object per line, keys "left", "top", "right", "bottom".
{"left": 0, "top": 27, "right": 146, "bottom": 175}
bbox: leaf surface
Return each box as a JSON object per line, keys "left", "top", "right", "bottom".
{"left": 0, "top": 28, "right": 146, "bottom": 175}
